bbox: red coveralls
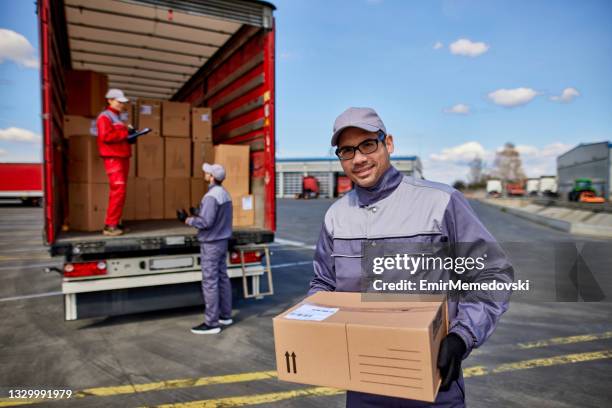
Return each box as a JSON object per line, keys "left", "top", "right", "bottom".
{"left": 96, "top": 107, "right": 131, "bottom": 227}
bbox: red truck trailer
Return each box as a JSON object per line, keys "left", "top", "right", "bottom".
{"left": 0, "top": 163, "right": 43, "bottom": 205}
{"left": 38, "top": 0, "right": 276, "bottom": 320}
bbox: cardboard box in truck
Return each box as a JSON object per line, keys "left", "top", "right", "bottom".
{"left": 65, "top": 70, "right": 108, "bottom": 118}
{"left": 214, "top": 144, "right": 250, "bottom": 197}
{"left": 68, "top": 182, "right": 109, "bottom": 231}
{"left": 164, "top": 137, "right": 191, "bottom": 178}
{"left": 273, "top": 292, "right": 448, "bottom": 403}
{"left": 134, "top": 178, "right": 164, "bottom": 220}
{"left": 123, "top": 177, "right": 137, "bottom": 221}
{"left": 164, "top": 178, "right": 190, "bottom": 219}
{"left": 232, "top": 195, "right": 255, "bottom": 227}
{"left": 137, "top": 136, "right": 164, "bottom": 179}
{"left": 63, "top": 115, "right": 97, "bottom": 138}
{"left": 192, "top": 107, "right": 212, "bottom": 142}
{"left": 190, "top": 177, "right": 207, "bottom": 207}
{"left": 192, "top": 141, "right": 215, "bottom": 178}
{"left": 162, "top": 101, "right": 190, "bottom": 138}
{"left": 68, "top": 135, "right": 107, "bottom": 183}
{"left": 137, "top": 99, "right": 162, "bottom": 137}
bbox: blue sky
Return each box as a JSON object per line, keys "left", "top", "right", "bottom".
{"left": 1, "top": 0, "right": 611, "bottom": 182}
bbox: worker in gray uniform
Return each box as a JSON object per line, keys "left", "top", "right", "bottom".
{"left": 309, "top": 107, "right": 514, "bottom": 407}
{"left": 183, "top": 163, "right": 233, "bottom": 334}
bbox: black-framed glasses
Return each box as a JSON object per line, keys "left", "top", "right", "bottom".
{"left": 335, "top": 131, "right": 386, "bottom": 161}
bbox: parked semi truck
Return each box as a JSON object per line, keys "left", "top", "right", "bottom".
{"left": 526, "top": 178, "right": 540, "bottom": 196}
{"left": 0, "top": 163, "right": 43, "bottom": 205}
{"left": 38, "top": 0, "right": 276, "bottom": 320}
{"left": 539, "top": 175, "right": 558, "bottom": 197}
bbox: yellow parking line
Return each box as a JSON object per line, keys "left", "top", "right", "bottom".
{"left": 517, "top": 331, "right": 612, "bottom": 349}
{"left": 143, "top": 349, "right": 612, "bottom": 408}
{"left": 143, "top": 386, "right": 343, "bottom": 408}
{"left": 491, "top": 349, "right": 612, "bottom": 374}
{"left": 0, "top": 334, "right": 610, "bottom": 408}
{"left": 75, "top": 371, "right": 277, "bottom": 397}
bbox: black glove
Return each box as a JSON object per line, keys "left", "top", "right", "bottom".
{"left": 189, "top": 206, "right": 199, "bottom": 216}
{"left": 127, "top": 126, "right": 137, "bottom": 144}
{"left": 176, "top": 209, "right": 188, "bottom": 223}
{"left": 437, "top": 333, "right": 467, "bottom": 391}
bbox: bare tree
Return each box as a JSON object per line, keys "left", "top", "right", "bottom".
{"left": 492, "top": 142, "right": 526, "bottom": 182}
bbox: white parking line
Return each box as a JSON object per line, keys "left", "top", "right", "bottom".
{"left": 273, "top": 238, "right": 316, "bottom": 250}
{"left": 0, "top": 291, "right": 62, "bottom": 302}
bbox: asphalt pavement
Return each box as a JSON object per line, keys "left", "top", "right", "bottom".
{"left": 0, "top": 198, "right": 611, "bottom": 407}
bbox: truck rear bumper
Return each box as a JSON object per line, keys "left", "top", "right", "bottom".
{"left": 63, "top": 265, "right": 264, "bottom": 321}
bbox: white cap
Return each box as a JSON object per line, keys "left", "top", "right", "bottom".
{"left": 105, "top": 88, "right": 129, "bottom": 103}
{"left": 202, "top": 163, "right": 226, "bottom": 181}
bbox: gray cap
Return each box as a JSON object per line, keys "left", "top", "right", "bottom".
{"left": 105, "top": 88, "right": 129, "bottom": 103}
{"left": 202, "top": 163, "right": 226, "bottom": 181}
{"left": 331, "top": 107, "right": 387, "bottom": 146}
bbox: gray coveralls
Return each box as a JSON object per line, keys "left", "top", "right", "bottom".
{"left": 188, "top": 183, "right": 233, "bottom": 326}
{"left": 310, "top": 166, "right": 514, "bottom": 407}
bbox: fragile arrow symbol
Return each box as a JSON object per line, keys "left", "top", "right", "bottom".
{"left": 285, "top": 351, "right": 290, "bottom": 373}
{"left": 291, "top": 352, "right": 297, "bottom": 373}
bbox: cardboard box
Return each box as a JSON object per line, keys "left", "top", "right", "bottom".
{"left": 68, "top": 135, "right": 107, "bottom": 183}
{"left": 137, "top": 136, "right": 164, "bottom": 178}
{"left": 120, "top": 102, "right": 136, "bottom": 127}
{"left": 137, "top": 99, "right": 162, "bottom": 137}
{"left": 192, "top": 141, "right": 215, "bottom": 177}
{"left": 164, "top": 178, "right": 190, "bottom": 219}
{"left": 68, "top": 182, "right": 109, "bottom": 231}
{"left": 273, "top": 292, "right": 448, "bottom": 402}
{"left": 162, "top": 101, "right": 190, "bottom": 138}
{"left": 65, "top": 70, "right": 108, "bottom": 118}
{"left": 232, "top": 194, "right": 255, "bottom": 227}
{"left": 123, "top": 177, "right": 137, "bottom": 221}
{"left": 192, "top": 107, "right": 212, "bottom": 142}
{"left": 164, "top": 137, "right": 191, "bottom": 178}
{"left": 63, "top": 115, "right": 98, "bottom": 138}
{"left": 214, "top": 144, "right": 250, "bottom": 196}
{"left": 134, "top": 178, "right": 164, "bottom": 220}
{"left": 190, "top": 177, "right": 207, "bottom": 207}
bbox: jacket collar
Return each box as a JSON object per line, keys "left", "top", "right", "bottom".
{"left": 107, "top": 106, "right": 121, "bottom": 115}
{"left": 355, "top": 165, "right": 403, "bottom": 207}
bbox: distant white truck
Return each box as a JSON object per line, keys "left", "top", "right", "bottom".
{"left": 526, "top": 178, "right": 540, "bottom": 196}
{"left": 486, "top": 179, "right": 503, "bottom": 196}
{"left": 539, "top": 176, "right": 558, "bottom": 197}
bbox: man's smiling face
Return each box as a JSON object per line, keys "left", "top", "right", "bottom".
{"left": 337, "top": 127, "right": 394, "bottom": 188}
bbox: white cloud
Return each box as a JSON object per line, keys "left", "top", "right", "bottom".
{"left": 433, "top": 41, "right": 444, "bottom": 50}
{"left": 0, "top": 127, "right": 41, "bottom": 143}
{"left": 430, "top": 141, "right": 488, "bottom": 163}
{"left": 424, "top": 141, "right": 572, "bottom": 182}
{"left": 449, "top": 38, "right": 489, "bottom": 57}
{"left": 444, "top": 103, "right": 470, "bottom": 115}
{"left": 550, "top": 87, "right": 580, "bottom": 103}
{"left": 0, "top": 29, "right": 39, "bottom": 69}
{"left": 487, "top": 87, "right": 538, "bottom": 107}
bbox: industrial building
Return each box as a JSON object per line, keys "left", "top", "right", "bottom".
{"left": 557, "top": 141, "right": 612, "bottom": 200}
{"left": 275, "top": 156, "right": 423, "bottom": 198}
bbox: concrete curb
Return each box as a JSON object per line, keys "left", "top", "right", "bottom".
{"left": 476, "top": 199, "right": 612, "bottom": 238}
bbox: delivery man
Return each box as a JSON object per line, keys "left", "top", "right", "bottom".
{"left": 183, "top": 163, "right": 233, "bottom": 334}
{"left": 96, "top": 88, "right": 131, "bottom": 236}
{"left": 309, "top": 107, "right": 514, "bottom": 407}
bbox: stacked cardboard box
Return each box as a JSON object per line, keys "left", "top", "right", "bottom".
{"left": 213, "top": 144, "right": 253, "bottom": 227}
{"left": 65, "top": 70, "right": 108, "bottom": 118}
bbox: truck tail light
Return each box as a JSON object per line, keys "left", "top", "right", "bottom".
{"left": 64, "top": 261, "right": 107, "bottom": 277}
{"left": 229, "top": 251, "right": 263, "bottom": 265}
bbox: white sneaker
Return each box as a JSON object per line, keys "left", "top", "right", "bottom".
{"left": 219, "top": 318, "right": 233, "bottom": 326}
{"left": 191, "top": 323, "right": 221, "bottom": 334}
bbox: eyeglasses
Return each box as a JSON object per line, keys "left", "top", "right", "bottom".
{"left": 335, "top": 131, "right": 386, "bottom": 161}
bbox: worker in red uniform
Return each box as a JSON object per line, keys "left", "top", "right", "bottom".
{"left": 96, "top": 89, "right": 131, "bottom": 236}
